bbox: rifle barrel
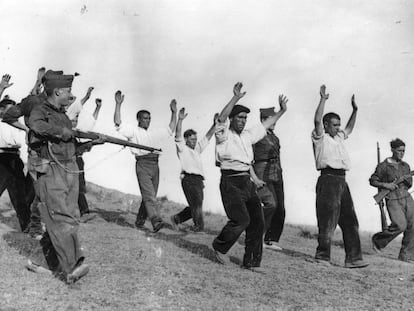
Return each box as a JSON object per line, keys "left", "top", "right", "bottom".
{"left": 73, "top": 130, "right": 162, "bottom": 152}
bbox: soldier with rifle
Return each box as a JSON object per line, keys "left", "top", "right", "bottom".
{"left": 370, "top": 138, "right": 414, "bottom": 262}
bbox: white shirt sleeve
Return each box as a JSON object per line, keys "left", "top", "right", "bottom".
{"left": 116, "top": 123, "right": 135, "bottom": 140}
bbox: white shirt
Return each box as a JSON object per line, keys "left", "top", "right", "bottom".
{"left": 116, "top": 123, "right": 172, "bottom": 156}
{"left": 0, "top": 120, "right": 24, "bottom": 153}
{"left": 311, "top": 130, "right": 351, "bottom": 171}
{"left": 176, "top": 136, "right": 209, "bottom": 177}
{"left": 66, "top": 101, "right": 83, "bottom": 121}
{"left": 215, "top": 120, "right": 267, "bottom": 171}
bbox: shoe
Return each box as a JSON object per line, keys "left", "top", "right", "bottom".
{"left": 188, "top": 226, "right": 205, "bottom": 234}
{"left": 314, "top": 258, "right": 332, "bottom": 266}
{"left": 344, "top": 260, "right": 369, "bottom": 269}
{"left": 135, "top": 219, "right": 146, "bottom": 229}
{"left": 80, "top": 213, "right": 97, "bottom": 223}
{"left": 66, "top": 263, "right": 89, "bottom": 284}
{"left": 26, "top": 259, "right": 52, "bottom": 275}
{"left": 214, "top": 250, "right": 230, "bottom": 265}
{"left": 264, "top": 241, "right": 282, "bottom": 251}
{"left": 170, "top": 215, "right": 179, "bottom": 231}
{"left": 153, "top": 221, "right": 166, "bottom": 233}
{"left": 241, "top": 265, "right": 266, "bottom": 273}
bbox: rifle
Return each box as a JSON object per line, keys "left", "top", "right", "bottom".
{"left": 73, "top": 130, "right": 162, "bottom": 153}
{"left": 373, "top": 170, "right": 414, "bottom": 204}
{"left": 375, "top": 142, "right": 388, "bottom": 231}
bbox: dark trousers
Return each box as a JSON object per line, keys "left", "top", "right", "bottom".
{"left": 315, "top": 174, "right": 363, "bottom": 263}
{"left": 135, "top": 158, "right": 162, "bottom": 228}
{"left": 257, "top": 179, "right": 285, "bottom": 242}
{"left": 175, "top": 174, "right": 204, "bottom": 230}
{"left": 76, "top": 156, "right": 89, "bottom": 216}
{"left": 37, "top": 161, "right": 83, "bottom": 275}
{"left": 213, "top": 174, "right": 264, "bottom": 267}
{"left": 0, "top": 153, "right": 30, "bottom": 231}
{"left": 373, "top": 195, "right": 414, "bottom": 260}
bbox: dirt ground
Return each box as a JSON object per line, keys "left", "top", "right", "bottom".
{"left": 1, "top": 183, "right": 414, "bottom": 311}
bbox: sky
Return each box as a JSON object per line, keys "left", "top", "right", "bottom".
{"left": 0, "top": 0, "right": 413, "bottom": 232}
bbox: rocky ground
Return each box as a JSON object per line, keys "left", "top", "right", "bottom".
{"left": 1, "top": 183, "right": 414, "bottom": 311}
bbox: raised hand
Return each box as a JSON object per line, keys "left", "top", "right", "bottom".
{"left": 115, "top": 90, "right": 124, "bottom": 105}
{"left": 213, "top": 112, "right": 219, "bottom": 124}
{"left": 86, "top": 87, "right": 94, "bottom": 97}
{"left": 233, "top": 82, "right": 246, "bottom": 99}
{"left": 95, "top": 98, "right": 102, "bottom": 107}
{"left": 351, "top": 94, "right": 358, "bottom": 110}
{"left": 178, "top": 107, "right": 188, "bottom": 120}
{"left": 320, "top": 85, "right": 329, "bottom": 100}
{"left": 0, "top": 74, "right": 13, "bottom": 90}
{"left": 278, "top": 94, "right": 288, "bottom": 112}
{"left": 170, "top": 99, "right": 177, "bottom": 112}
{"left": 37, "top": 67, "right": 46, "bottom": 82}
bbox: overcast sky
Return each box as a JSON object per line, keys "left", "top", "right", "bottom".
{"left": 1, "top": 0, "right": 413, "bottom": 232}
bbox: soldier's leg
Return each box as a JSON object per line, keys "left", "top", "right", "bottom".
{"left": 38, "top": 163, "right": 83, "bottom": 276}
{"left": 398, "top": 196, "right": 414, "bottom": 261}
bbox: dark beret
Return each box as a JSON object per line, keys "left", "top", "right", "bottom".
{"left": 390, "top": 138, "right": 405, "bottom": 149}
{"left": 229, "top": 105, "right": 250, "bottom": 118}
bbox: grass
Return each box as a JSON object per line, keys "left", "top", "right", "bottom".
{"left": 0, "top": 182, "right": 414, "bottom": 310}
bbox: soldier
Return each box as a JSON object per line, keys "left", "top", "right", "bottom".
{"left": 114, "top": 91, "right": 177, "bottom": 232}
{"left": 311, "top": 84, "right": 368, "bottom": 268}
{"left": 212, "top": 82, "right": 287, "bottom": 270}
{"left": 28, "top": 70, "right": 88, "bottom": 283}
{"left": 370, "top": 138, "right": 414, "bottom": 262}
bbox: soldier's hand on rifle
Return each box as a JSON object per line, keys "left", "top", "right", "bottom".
{"left": 93, "top": 134, "right": 106, "bottom": 145}
{"left": 320, "top": 85, "right": 329, "bottom": 100}
{"left": 383, "top": 182, "right": 398, "bottom": 191}
{"left": 115, "top": 90, "right": 124, "bottom": 105}
{"left": 170, "top": 99, "right": 177, "bottom": 113}
{"left": 178, "top": 107, "right": 188, "bottom": 120}
{"left": 233, "top": 82, "right": 246, "bottom": 99}
{"left": 95, "top": 98, "right": 102, "bottom": 108}
{"left": 278, "top": 94, "right": 288, "bottom": 112}
{"left": 351, "top": 94, "right": 358, "bottom": 111}
{"left": 61, "top": 127, "right": 73, "bottom": 141}
{"left": 0, "top": 74, "right": 13, "bottom": 90}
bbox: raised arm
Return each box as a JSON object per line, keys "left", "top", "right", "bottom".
{"left": 113, "top": 90, "right": 124, "bottom": 126}
{"left": 175, "top": 107, "right": 188, "bottom": 140}
{"left": 93, "top": 98, "right": 102, "bottom": 120}
{"left": 205, "top": 113, "right": 219, "bottom": 140}
{"left": 314, "top": 85, "right": 329, "bottom": 136}
{"left": 169, "top": 99, "right": 178, "bottom": 133}
{"left": 0, "top": 74, "right": 13, "bottom": 99}
{"left": 262, "top": 94, "right": 288, "bottom": 129}
{"left": 80, "top": 87, "right": 94, "bottom": 106}
{"left": 29, "top": 67, "right": 45, "bottom": 96}
{"left": 217, "top": 82, "right": 246, "bottom": 123}
{"left": 343, "top": 94, "right": 358, "bottom": 136}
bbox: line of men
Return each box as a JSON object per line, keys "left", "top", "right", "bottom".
{"left": 1, "top": 69, "right": 414, "bottom": 283}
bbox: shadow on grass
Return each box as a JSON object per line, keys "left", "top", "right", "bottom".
{"left": 92, "top": 207, "right": 222, "bottom": 264}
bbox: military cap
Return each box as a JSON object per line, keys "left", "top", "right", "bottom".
{"left": 43, "top": 70, "right": 77, "bottom": 91}
{"left": 260, "top": 107, "right": 275, "bottom": 118}
{"left": 229, "top": 104, "right": 250, "bottom": 118}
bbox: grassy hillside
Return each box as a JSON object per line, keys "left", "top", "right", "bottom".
{"left": 0, "top": 182, "right": 413, "bottom": 311}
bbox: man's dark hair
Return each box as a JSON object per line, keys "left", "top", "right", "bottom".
{"left": 184, "top": 129, "right": 197, "bottom": 138}
{"left": 390, "top": 138, "right": 405, "bottom": 149}
{"left": 323, "top": 112, "right": 341, "bottom": 125}
{"left": 136, "top": 110, "right": 150, "bottom": 120}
